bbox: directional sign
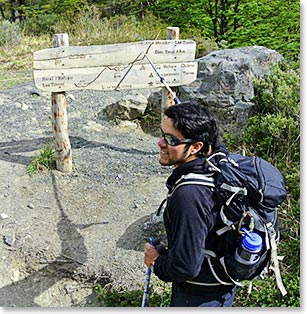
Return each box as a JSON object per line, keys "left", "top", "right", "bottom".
{"left": 33, "top": 39, "right": 198, "bottom": 92}
{"left": 34, "top": 62, "right": 198, "bottom": 92}
{"left": 33, "top": 40, "right": 196, "bottom": 69}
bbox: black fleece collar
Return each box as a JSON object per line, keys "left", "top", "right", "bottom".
{"left": 165, "top": 142, "right": 228, "bottom": 191}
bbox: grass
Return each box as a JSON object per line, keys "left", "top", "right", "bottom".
{"left": 0, "top": 35, "right": 50, "bottom": 90}
{"left": 26, "top": 144, "right": 56, "bottom": 174}
{"left": 96, "top": 281, "right": 172, "bottom": 307}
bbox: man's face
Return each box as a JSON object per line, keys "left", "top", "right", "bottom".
{"left": 158, "top": 118, "right": 198, "bottom": 167}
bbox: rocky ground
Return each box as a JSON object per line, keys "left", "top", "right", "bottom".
{"left": 0, "top": 83, "right": 170, "bottom": 307}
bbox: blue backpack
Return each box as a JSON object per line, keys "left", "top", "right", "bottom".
{"left": 173, "top": 151, "right": 288, "bottom": 295}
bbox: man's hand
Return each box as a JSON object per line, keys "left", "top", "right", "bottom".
{"left": 144, "top": 242, "right": 160, "bottom": 267}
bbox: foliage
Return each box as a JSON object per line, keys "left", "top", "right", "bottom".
{"left": 225, "top": 0, "right": 300, "bottom": 62}
{"left": 21, "top": 14, "right": 60, "bottom": 36}
{"left": 148, "top": 0, "right": 300, "bottom": 62}
{"left": 233, "top": 275, "right": 300, "bottom": 307}
{"left": 27, "top": 144, "right": 56, "bottom": 174}
{"left": 89, "top": 0, "right": 157, "bottom": 19}
{"left": 0, "top": 0, "right": 86, "bottom": 21}
{"left": 253, "top": 62, "right": 300, "bottom": 118}
{"left": 0, "top": 19, "right": 22, "bottom": 47}
{"left": 96, "top": 281, "right": 172, "bottom": 307}
{"left": 222, "top": 62, "right": 300, "bottom": 306}
{"left": 53, "top": 8, "right": 168, "bottom": 45}
{"left": 0, "top": 0, "right": 300, "bottom": 61}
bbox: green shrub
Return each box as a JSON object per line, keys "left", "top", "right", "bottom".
{"left": 241, "top": 114, "right": 299, "bottom": 166}
{"left": 253, "top": 62, "right": 300, "bottom": 117}
{"left": 233, "top": 275, "right": 300, "bottom": 307}
{"left": 21, "top": 14, "right": 60, "bottom": 36}
{"left": 0, "top": 20, "right": 22, "bottom": 47}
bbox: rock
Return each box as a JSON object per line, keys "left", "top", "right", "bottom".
{"left": 11, "top": 269, "right": 20, "bottom": 282}
{"left": 3, "top": 234, "right": 15, "bottom": 247}
{"left": 143, "top": 212, "right": 164, "bottom": 230}
{"left": 179, "top": 46, "right": 283, "bottom": 135}
{"left": 99, "top": 93, "right": 148, "bottom": 121}
{"left": 21, "top": 103, "right": 29, "bottom": 110}
{"left": 0, "top": 213, "right": 8, "bottom": 219}
{"left": 67, "top": 94, "right": 76, "bottom": 101}
{"left": 84, "top": 120, "right": 105, "bottom": 132}
{"left": 117, "top": 120, "right": 138, "bottom": 129}
{"left": 146, "top": 91, "right": 162, "bottom": 114}
{"left": 29, "top": 88, "right": 42, "bottom": 96}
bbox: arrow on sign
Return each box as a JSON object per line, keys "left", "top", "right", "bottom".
{"left": 33, "top": 40, "right": 198, "bottom": 92}
{"left": 34, "top": 62, "right": 198, "bottom": 92}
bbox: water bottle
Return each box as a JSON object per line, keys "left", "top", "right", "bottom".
{"left": 234, "top": 229, "right": 262, "bottom": 265}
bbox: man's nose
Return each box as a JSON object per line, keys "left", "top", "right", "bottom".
{"left": 158, "top": 137, "right": 167, "bottom": 147}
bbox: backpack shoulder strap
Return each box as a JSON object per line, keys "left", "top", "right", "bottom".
{"left": 169, "top": 173, "right": 215, "bottom": 197}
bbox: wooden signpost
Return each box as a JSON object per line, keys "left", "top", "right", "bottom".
{"left": 33, "top": 40, "right": 197, "bottom": 92}
{"left": 33, "top": 28, "right": 197, "bottom": 173}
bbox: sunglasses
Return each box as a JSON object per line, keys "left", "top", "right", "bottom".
{"left": 160, "top": 128, "right": 196, "bottom": 146}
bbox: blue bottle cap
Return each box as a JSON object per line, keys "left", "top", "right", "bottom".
{"left": 242, "top": 232, "right": 262, "bottom": 253}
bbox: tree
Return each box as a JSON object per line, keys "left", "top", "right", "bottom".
{"left": 225, "top": 0, "right": 300, "bottom": 61}
{"left": 150, "top": 0, "right": 299, "bottom": 61}
{"left": 0, "top": 0, "right": 87, "bottom": 21}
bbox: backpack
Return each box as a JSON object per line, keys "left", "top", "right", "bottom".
{"left": 171, "top": 151, "right": 288, "bottom": 296}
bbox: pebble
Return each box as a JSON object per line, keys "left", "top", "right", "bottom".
{"left": 67, "top": 94, "right": 76, "bottom": 101}
{"left": 11, "top": 269, "right": 20, "bottom": 282}
{"left": 21, "top": 103, "right": 29, "bottom": 110}
{"left": 0, "top": 213, "right": 8, "bottom": 219}
{"left": 3, "top": 234, "right": 15, "bottom": 246}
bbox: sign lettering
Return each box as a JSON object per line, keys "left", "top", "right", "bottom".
{"left": 33, "top": 40, "right": 198, "bottom": 92}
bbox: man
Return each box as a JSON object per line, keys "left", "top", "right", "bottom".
{"left": 144, "top": 100, "right": 236, "bottom": 307}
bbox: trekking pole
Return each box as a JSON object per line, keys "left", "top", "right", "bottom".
{"left": 143, "top": 52, "right": 181, "bottom": 104}
{"left": 141, "top": 237, "right": 160, "bottom": 307}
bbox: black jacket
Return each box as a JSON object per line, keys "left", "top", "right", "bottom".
{"left": 153, "top": 147, "right": 235, "bottom": 289}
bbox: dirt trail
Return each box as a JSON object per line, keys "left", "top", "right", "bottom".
{"left": 0, "top": 83, "right": 168, "bottom": 306}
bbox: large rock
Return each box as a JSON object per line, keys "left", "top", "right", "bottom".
{"left": 179, "top": 46, "right": 283, "bottom": 135}
{"left": 99, "top": 93, "right": 148, "bottom": 121}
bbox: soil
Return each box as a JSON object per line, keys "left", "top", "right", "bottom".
{"left": 0, "top": 83, "right": 170, "bottom": 307}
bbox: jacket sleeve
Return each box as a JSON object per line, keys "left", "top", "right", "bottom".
{"left": 153, "top": 184, "right": 216, "bottom": 282}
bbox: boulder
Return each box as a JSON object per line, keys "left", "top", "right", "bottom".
{"left": 100, "top": 93, "right": 148, "bottom": 121}
{"left": 179, "top": 46, "right": 283, "bottom": 135}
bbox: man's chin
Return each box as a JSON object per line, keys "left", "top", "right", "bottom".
{"left": 159, "top": 159, "right": 170, "bottom": 166}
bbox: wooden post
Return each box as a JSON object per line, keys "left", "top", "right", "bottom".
{"left": 51, "top": 33, "right": 72, "bottom": 173}
{"left": 161, "top": 27, "right": 180, "bottom": 121}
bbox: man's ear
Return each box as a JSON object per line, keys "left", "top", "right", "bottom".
{"left": 190, "top": 141, "right": 204, "bottom": 155}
